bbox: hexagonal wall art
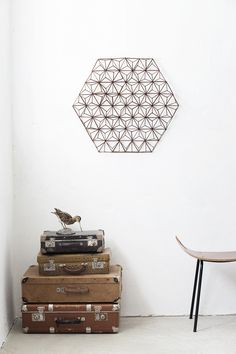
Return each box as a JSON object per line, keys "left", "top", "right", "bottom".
{"left": 73, "top": 58, "right": 179, "bottom": 153}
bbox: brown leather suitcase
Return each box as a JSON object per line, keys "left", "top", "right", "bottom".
{"left": 22, "top": 265, "right": 122, "bottom": 303}
{"left": 21, "top": 302, "right": 120, "bottom": 334}
{"left": 37, "top": 248, "right": 111, "bottom": 276}
{"left": 40, "top": 230, "right": 105, "bottom": 254}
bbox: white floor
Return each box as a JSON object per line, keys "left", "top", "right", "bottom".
{"left": 2, "top": 316, "right": 236, "bottom": 354}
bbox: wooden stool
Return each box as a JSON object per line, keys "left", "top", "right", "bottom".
{"left": 176, "top": 236, "right": 236, "bottom": 332}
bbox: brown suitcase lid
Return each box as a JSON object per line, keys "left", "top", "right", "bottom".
{"left": 22, "top": 264, "right": 122, "bottom": 285}
{"left": 22, "top": 302, "right": 120, "bottom": 313}
{"left": 37, "top": 247, "right": 111, "bottom": 264}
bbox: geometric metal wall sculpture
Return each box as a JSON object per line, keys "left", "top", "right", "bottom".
{"left": 73, "top": 58, "right": 179, "bottom": 153}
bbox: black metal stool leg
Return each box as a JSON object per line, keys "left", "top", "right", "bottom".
{"left": 193, "top": 260, "right": 204, "bottom": 332}
{"left": 190, "top": 259, "right": 200, "bottom": 319}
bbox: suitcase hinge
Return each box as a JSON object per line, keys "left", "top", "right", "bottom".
{"left": 86, "top": 304, "right": 92, "bottom": 312}
{"left": 48, "top": 304, "right": 54, "bottom": 311}
{"left": 37, "top": 306, "right": 45, "bottom": 313}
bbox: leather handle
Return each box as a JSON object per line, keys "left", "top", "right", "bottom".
{"left": 64, "top": 287, "right": 89, "bottom": 294}
{"left": 61, "top": 263, "right": 87, "bottom": 275}
{"left": 55, "top": 318, "right": 83, "bottom": 325}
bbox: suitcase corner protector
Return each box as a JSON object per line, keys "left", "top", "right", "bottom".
{"left": 21, "top": 277, "right": 29, "bottom": 284}
{"left": 21, "top": 304, "right": 28, "bottom": 312}
{"left": 113, "top": 297, "right": 121, "bottom": 302}
{"left": 112, "top": 326, "right": 119, "bottom": 333}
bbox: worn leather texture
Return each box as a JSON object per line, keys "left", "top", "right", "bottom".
{"left": 22, "top": 265, "right": 122, "bottom": 303}
{"left": 40, "top": 230, "right": 105, "bottom": 254}
{"left": 37, "top": 248, "right": 111, "bottom": 275}
{"left": 21, "top": 302, "right": 120, "bottom": 333}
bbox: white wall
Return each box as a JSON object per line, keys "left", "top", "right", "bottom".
{"left": 12, "top": 0, "right": 236, "bottom": 316}
{"left": 0, "top": 0, "right": 14, "bottom": 345}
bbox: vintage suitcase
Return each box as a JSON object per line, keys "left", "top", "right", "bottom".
{"left": 22, "top": 264, "right": 122, "bottom": 303}
{"left": 21, "top": 302, "right": 120, "bottom": 334}
{"left": 37, "top": 248, "right": 111, "bottom": 276}
{"left": 40, "top": 230, "right": 105, "bottom": 254}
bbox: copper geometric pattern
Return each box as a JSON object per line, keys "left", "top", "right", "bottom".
{"left": 73, "top": 58, "right": 179, "bottom": 153}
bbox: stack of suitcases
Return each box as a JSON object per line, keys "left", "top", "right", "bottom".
{"left": 21, "top": 229, "right": 122, "bottom": 334}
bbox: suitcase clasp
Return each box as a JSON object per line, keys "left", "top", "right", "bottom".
{"left": 45, "top": 239, "right": 55, "bottom": 248}
{"left": 95, "top": 313, "right": 108, "bottom": 321}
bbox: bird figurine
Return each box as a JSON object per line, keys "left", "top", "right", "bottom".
{"left": 52, "top": 208, "right": 82, "bottom": 232}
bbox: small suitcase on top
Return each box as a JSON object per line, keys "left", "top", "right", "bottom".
{"left": 37, "top": 248, "right": 111, "bottom": 276}
{"left": 21, "top": 302, "right": 120, "bottom": 334}
{"left": 40, "top": 230, "right": 105, "bottom": 254}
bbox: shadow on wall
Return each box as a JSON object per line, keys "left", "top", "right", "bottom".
{"left": 110, "top": 239, "right": 155, "bottom": 317}
{"left": 4, "top": 246, "right": 14, "bottom": 337}
{"left": 0, "top": 240, "right": 14, "bottom": 347}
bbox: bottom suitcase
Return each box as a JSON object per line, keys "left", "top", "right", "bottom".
{"left": 21, "top": 302, "right": 120, "bottom": 334}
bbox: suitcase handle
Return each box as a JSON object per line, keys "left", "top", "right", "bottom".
{"left": 55, "top": 318, "right": 83, "bottom": 325}
{"left": 61, "top": 263, "right": 88, "bottom": 275}
{"left": 64, "top": 286, "right": 89, "bottom": 294}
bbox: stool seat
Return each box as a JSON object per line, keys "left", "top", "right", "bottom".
{"left": 176, "top": 236, "right": 236, "bottom": 332}
{"left": 176, "top": 236, "right": 236, "bottom": 262}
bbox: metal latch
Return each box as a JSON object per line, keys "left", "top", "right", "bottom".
{"left": 45, "top": 239, "right": 55, "bottom": 248}
{"left": 44, "top": 260, "right": 56, "bottom": 271}
{"left": 95, "top": 312, "right": 108, "bottom": 321}
{"left": 32, "top": 306, "right": 45, "bottom": 321}
{"left": 92, "top": 259, "right": 105, "bottom": 269}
